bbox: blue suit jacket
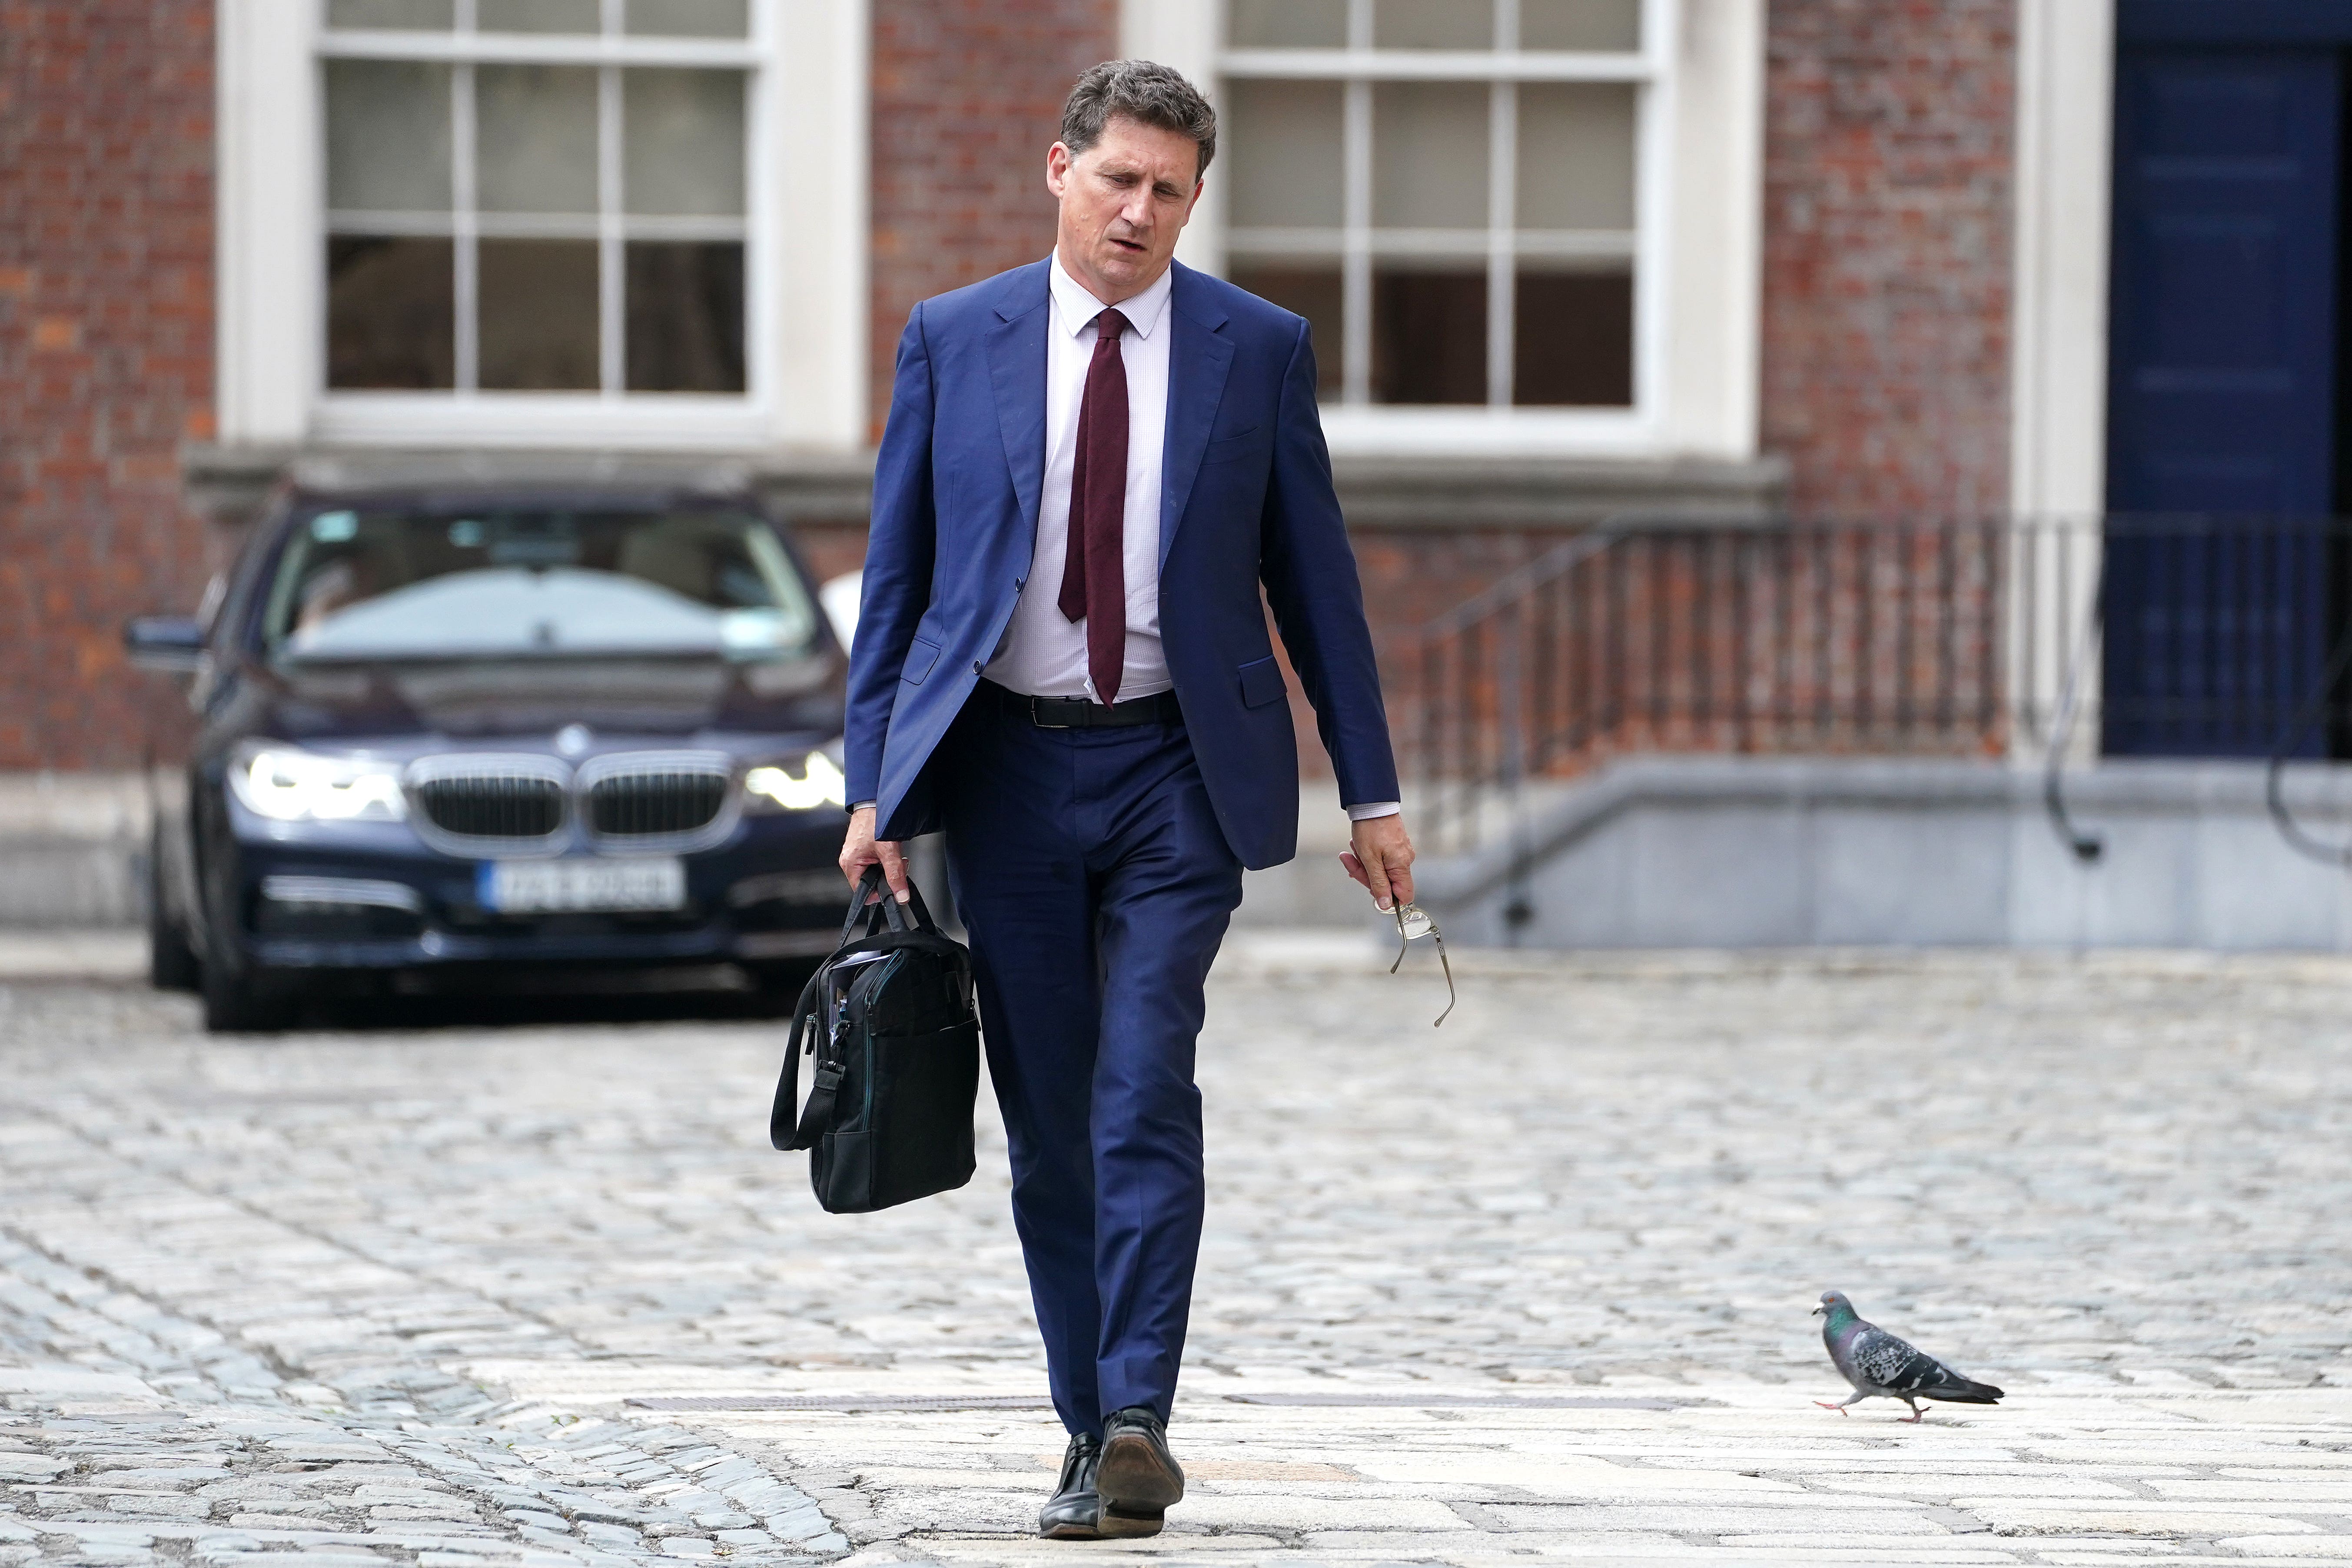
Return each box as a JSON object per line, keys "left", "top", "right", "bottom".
{"left": 845, "top": 259, "right": 1398, "bottom": 871}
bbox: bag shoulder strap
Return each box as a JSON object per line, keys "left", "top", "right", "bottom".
{"left": 787, "top": 1046, "right": 849, "bottom": 1152}
{"left": 768, "top": 961, "right": 831, "bottom": 1151}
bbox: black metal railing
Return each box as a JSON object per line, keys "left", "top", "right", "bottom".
{"left": 2095, "top": 516, "right": 2345, "bottom": 757}
{"left": 1393, "top": 515, "right": 2352, "bottom": 855}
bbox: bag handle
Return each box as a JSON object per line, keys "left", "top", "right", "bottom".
{"left": 839, "top": 864, "right": 943, "bottom": 939}
{"left": 839, "top": 867, "right": 888, "bottom": 943}
{"left": 900, "top": 877, "right": 942, "bottom": 933}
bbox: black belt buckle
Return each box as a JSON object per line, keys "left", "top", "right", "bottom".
{"left": 1016, "top": 688, "right": 1174, "bottom": 728}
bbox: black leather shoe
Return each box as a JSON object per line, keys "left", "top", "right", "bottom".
{"left": 1037, "top": 1433, "right": 1102, "bottom": 1540}
{"left": 1094, "top": 1407, "right": 1183, "bottom": 1538}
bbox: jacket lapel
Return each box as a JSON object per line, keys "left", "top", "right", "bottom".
{"left": 983, "top": 262, "right": 1053, "bottom": 538}
{"left": 1160, "top": 262, "right": 1235, "bottom": 571}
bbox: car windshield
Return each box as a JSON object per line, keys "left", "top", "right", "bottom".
{"left": 260, "top": 507, "right": 823, "bottom": 662}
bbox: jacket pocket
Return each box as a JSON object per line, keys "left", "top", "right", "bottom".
{"left": 901, "top": 636, "right": 942, "bottom": 686}
{"left": 1199, "top": 427, "right": 1265, "bottom": 466}
{"left": 1238, "top": 654, "right": 1288, "bottom": 709}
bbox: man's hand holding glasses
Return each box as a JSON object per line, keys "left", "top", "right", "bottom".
{"left": 1340, "top": 813, "right": 1455, "bottom": 1028}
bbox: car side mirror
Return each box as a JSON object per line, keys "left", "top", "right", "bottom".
{"left": 125, "top": 615, "right": 206, "bottom": 673}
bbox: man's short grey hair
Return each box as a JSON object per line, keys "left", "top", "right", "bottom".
{"left": 1060, "top": 60, "right": 1217, "bottom": 181}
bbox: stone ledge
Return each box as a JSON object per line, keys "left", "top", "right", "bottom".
{"left": 1425, "top": 754, "right": 2352, "bottom": 898}
{"left": 183, "top": 443, "right": 1789, "bottom": 533}
{"left": 1332, "top": 452, "right": 1791, "bottom": 528}
{"left": 0, "top": 772, "right": 149, "bottom": 927}
{"left": 0, "top": 770, "right": 149, "bottom": 842}
{"left": 181, "top": 443, "right": 877, "bottom": 531}
{"left": 1418, "top": 754, "right": 2352, "bottom": 950}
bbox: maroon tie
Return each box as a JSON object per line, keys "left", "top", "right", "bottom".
{"left": 1058, "top": 307, "right": 1131, "bottom": 704}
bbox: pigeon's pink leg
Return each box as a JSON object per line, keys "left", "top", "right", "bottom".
{"left": 1814, "top": 1399, "right": 1854, "bottom": 1415}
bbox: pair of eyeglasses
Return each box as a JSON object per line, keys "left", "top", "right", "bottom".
{"left": 1389, "top": 903, "right": 1455, "bottom": 1027}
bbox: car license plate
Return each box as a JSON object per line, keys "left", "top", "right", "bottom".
{"left": 480, "top": 857, "right": 686, "bottom": 914}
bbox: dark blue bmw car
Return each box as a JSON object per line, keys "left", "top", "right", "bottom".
{"left": 127, "top": 481, "right": 856, "bottom": 1031}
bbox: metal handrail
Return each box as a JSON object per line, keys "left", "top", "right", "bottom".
{"left": 1419, "top": 526, "right": 1626, "bottom": 641}
{"left": 1398, "top": 518, "right": 2018, "bottom": 854}
{"left": 1394, "top": 513, "right": 2352, "bottom": 857}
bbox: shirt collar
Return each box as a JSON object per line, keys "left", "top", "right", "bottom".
{"left": 1048, "top": 252, "right": 1173, "bottom": 342}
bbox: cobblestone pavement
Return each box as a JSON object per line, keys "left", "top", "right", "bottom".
{"left": 2, "top": 942, "right": 2351, "bottom": 1567}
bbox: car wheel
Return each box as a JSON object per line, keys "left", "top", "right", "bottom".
{"left": 201, "top": 960, "right": 296, "bottom": 1034}
{"left": 147, "top": 841, "right": 202, "bottom": 994}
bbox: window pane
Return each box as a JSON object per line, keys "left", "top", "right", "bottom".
{"left": 626, "top": 242, "right": 745, "bottom": 392}
{"left": 1517, "top": 83, "right": 1635, "bottom": 229}
{"left": 624, "top": 69, "right": 746, "bottom": 217}
{"left": 327, "top": 237, "right": 454, "bottom": 389}
{"left": 479, "top": 239, "right": 600, "bottom": 390}
{"left": 627, "top": 0, "right": 750, "bottom": 37}
{"left": 1228, "top": 268, "right": 1343, "bottom": 395}
{"left": 478, "top": 64, "right": 598, "bottom": 214}
{"left": 1227, "top": 0, "right": 1346, "bottom": 47}
{"left": 1372, "top": 268, "right": 1485, "bottom": 404}
{"left": 1520, "top": 0, "right": 1642, "bottom": 51}
{"left": 326, "top": 61, "right": 452, "bottom": 213}
{"left": 1373, "top": 83, "right": 1488, "bottom": 229}
{"left": 478, "top": 0, "right": 600, "bottom": 31}
{"left": 1514, "top": 267, "right": 1632, "bottom": 405}
{"left": 327, "top": 0, "right": 452, "bottom": 27}
{"left": 1375, "top": 0, "right": 1492, "bottom": 48}
{"left": 1226, "top": 80, "right": 1344, "bottom": 229}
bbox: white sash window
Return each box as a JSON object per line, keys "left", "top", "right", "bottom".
{"left": 1127, "top": 0, "right": 1764, "bottom": 460}
{"left": 217, "top": 0, "right": 865, "bottom": 451}
{"left": 1223, "top": 0, "right": 1642, "bottom": 410}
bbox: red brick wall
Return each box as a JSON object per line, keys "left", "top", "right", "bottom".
{"left": 0, "top": 0, "right": 216, "bottom": 770}
{"left": 1759, "top": 0, "right": 2017, "bottom": 519}
{"left": 0, "top": 0, "right": 2022, "bottom": 773}
{"left": 868, "top": 0, "right": 1118, "bottom": 440}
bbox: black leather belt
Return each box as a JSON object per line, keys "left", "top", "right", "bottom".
{"left": 983, "top": 680, "right": 1181, "bottom": 729}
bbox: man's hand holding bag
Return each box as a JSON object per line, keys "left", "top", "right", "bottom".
{"left": 770, "top": 867, "right": 980, "bottom": 1213}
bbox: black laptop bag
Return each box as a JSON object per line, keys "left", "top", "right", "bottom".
{"left": 770, "top": 868, "right": 980, "bottom": 1213}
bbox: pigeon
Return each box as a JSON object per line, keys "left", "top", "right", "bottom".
{"left": 1812, "top": 1290, "right": 2004, "bottom": 1422}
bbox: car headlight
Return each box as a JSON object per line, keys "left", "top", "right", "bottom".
{"left": 229, "top": 744, "right": 407, "bottom": 822}
{"left": 743, "top": 750, "right": 848, "bottom": 812}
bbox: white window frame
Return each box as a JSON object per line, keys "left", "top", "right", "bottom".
{"left": 216, "top": 0, "right": 866, "bottom": 453}
{"left": 2007, "top": 0, "right": 2115, "bottom": 764}
{"left": 1123, "top": 0, "right": 1762, "bottom": 462}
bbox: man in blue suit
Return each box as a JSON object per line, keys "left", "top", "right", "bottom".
{"left": 840, "top": 60, "right": 1416, "bottom": 1541}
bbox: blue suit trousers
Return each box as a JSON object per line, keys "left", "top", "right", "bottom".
{"left": 939, "top": 688, "right": 1244, "bottom": 1436}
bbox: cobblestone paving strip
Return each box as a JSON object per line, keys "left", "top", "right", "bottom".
{"left": 0, "top": 948, "right": 2350, "bottom": 1564}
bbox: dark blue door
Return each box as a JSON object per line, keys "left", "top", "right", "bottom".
{"left": 2104, "top": 48, "right": 2339, "bottom": 755}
